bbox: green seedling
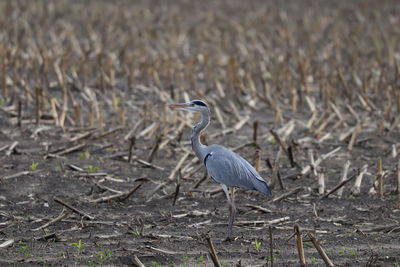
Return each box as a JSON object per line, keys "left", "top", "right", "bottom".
{"left": 106, "top": 147, "right": 114, "bottom": 153}
{"left": 304, "top": 241, "right": 313, "bottom": 248}
{"left": 96, "top": 250, "right": 113, "bottom": 264}
{"left": 195, "top": 255, "right": 205, "bottom": 264}
{"left": 17, "top": 242, "right": 32, "bottom": 258}
{"left": 86, "top": 260, "right": 96, "bottom": 265}
{"left": 30, "top": 163, "right": 38, "bottom": 171}
{"left": 79, "top": 151, "right": 90, "bottom": 159}
{"left": 182, "top": 256, "right": 189, "bottom": 261}
{"left": 71, "top": 240, "right": 85, "bottom": 255}
{"left": 130, "top": 228, "right": 141, "bottom": 236}
{"left": 84, "top": 165, "right": 99, "bottom": 173}
{"left": 339, "top": 248, "right": 357, "bottom": 256}
{"left": 254, "top": 239, "right": 261, "bottom": 252}
{"left": 150, "top": 261, "right": 162, "bottom": 267}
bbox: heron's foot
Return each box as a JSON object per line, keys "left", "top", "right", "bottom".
{"left": 224, "top": 236, "right": 234, "bottom": 242}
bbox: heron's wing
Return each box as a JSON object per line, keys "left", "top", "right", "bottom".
{"left": 204, "top": 145, "right": 272, "bottom": 196}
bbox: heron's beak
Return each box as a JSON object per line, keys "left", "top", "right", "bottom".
{"left": 168, "top": 103, "right": 190, "bottom": 110}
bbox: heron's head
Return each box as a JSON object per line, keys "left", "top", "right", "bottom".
{"left": 168, "top": 99, "right": 209, "bottom": 113}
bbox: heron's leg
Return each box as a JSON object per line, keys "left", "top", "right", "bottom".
{"left": 221, "top": 184, "right": 236, "bottom": 241}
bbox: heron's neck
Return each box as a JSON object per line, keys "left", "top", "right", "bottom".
{"left": 191, "top": 110, "right": 210, "bottom": 160}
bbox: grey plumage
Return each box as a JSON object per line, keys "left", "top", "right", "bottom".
{"left": 169, "top": 99, "right": 272, "bottom": 240}
{"left": 204, "top": 145, "right": 272, "bottom": 196}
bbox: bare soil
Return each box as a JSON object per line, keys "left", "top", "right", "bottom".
{"left": 0, "top": 0, "right": 400, "bottom": 266}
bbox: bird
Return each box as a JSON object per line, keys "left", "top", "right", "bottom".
{"left": 169, "top": 99, "right": 272, "bottom": 241}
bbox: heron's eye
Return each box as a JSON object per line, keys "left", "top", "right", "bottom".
{"left": 192, "top": 100, "right": 207, "bottom": 107}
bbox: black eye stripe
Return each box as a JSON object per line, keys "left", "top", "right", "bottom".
{"left": 192, "top": 100, "right": 207, "bottom": 107}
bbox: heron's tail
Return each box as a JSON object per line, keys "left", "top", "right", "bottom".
{"left": 253, "top": 179, "right": 272, "bottom": 197}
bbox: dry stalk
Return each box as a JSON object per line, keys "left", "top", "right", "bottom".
{"left": 351, "top": 165, "right": 368, "bottom": 196}
{"left": 192, "top": 172, "right": 208, "bottom": 189}
{"left": 271, "top": 187, "right": 303, "bottom": 202}
{"left": 73, "top": 103, "right": 82, "bottom": 126}
{"left": 245, "top": 204, "right": 273, "bottom": 213}
{"left": 128, "top": 137, "right": 136, "bottom": 163}
{"left": 291, "top": 87, "right": 298, "bottom": 112}
{"left": 131, "top": 255, "right": 146, "bottom": 267}
{"left": 55, "top": 143, "right": 86, "bottom": 156}
{"left": 148, "top": 134, "right": 163, "bottom": 163}
{"left": 318, "top": 173, "right": 325, "bottom": 195}
{"left": 172, "top": 169, "right": 181, "bottom": 206}
{"left": 6, "top": 141, "right": 18, "bottom": 156}
{"left": 204, "top": 235, "right": 221, "bottom": 267}
{"left": 35, "top": 86, "right": 41, "bottom": 125}
{"left": 270, "top": 147, "right": 282, "bottom": 189}
{"left": 118, "top": 179, "right": 147, "bottom": 202}
{"left": 274, "top": 101, "right": 283, "bottom": 123}
{"left": 2, "top": 170, "right": 42, "bottom": 180}
{"left": 269, "top": 226, "right": 274, "bottom": 267}
{"left": 337, "top": 160, "right": 351, "bottom": 197}
{"left": 348, "top": 123, "right": 362, "bottom": 151}
{"left": 90, "top": 180, "right": 146, "bottom": 203}
{"left": 124, "top": 118, "right": 143, "bottom": 141}
{"left": 214, "top": 106, "right": 226, "bottom": 129}
{"left": 294, "top": 224, "right": 306, "bottom": 267}
{"left": 307, "top": 233, "right": 334, "bottom": 267}
{"left": 377, "top": 158, "right": 384, "bottom": 197}
{"left": 32, "top": 208, "right": 69, "bottom": 231}
{"left": 270, "top": 129, "right": 287, "bottom": 155}
{"left": 17, "top": 99, "right": 22, "bottom": 128}
{"left": 54, "top": 197, "right": 94, "bottom": 220}
{"left": 253, "top": 120, "right": 259, "bottom": 145}
{"left": 301, "top": 147, "right": 341, "bottom": 176}
{"left": 254, "top": 149, "right": 261, "bottom": 172}
{"left": 392, "top": 144, "right": 397, "bottom": 158}
{"left": 397, "top": 161, "right": 400, "bottom": 195}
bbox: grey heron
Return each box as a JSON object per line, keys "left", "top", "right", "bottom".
{"left": 169, "top": 99, "right": 272, "bottom": 241}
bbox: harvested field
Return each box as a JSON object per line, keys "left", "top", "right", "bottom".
{"left": 0, "top": 0, "right": 400, "bottom": 266}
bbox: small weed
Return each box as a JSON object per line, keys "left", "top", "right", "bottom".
{"left": 79, "top": 151, "right": 90, "bottom": 159}
{"left": 86, "top": 260, "right": 96, "bottom": 265}
{"left": 56, "top": 252, "right": 66, "bottom": 258}
{"left": 195, "top": 255, "right": 205, "bottom": 263}
{"left": 30, "top": 162, "right": 38, "bottom": 171}
{"left": 17, "top": 242, "right": 32, "bottom": 258}
{"left": 96, "top": 250, "right": 113, "bottom": 264}
{"left": 339, "top": 248, "right": 357, "bottom": 256}
{"left": 304, "top": 241, "right": 313, "bottom": 248}
{"left": 129, "top": 228, "right": 141, "bottom": 236}
{"left": 150, "top": 261, "right": 162, "bottom": 267}
{"left": 71, "top": 240, "right": 85, "bottom": 255}
{"left": 348, "top": 249, "right": 356, "bottom": 255}
{"left": 182, "top": 256, "right": 189, "bottom": 261}
{"left": 267, "top": 135, "right": 277, "bottom": 144}
{"left": 254, "top": 239, "right": 261, "bottom": 252}
{"left": 84, "top": 165, "right": 99, "bottom": 173}
{"left": 310, "top": 258, "right": 318, "bottom": 263}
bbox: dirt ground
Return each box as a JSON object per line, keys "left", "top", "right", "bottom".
{"left": 0, "top": 0, "right": 400, "bottom": 266}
